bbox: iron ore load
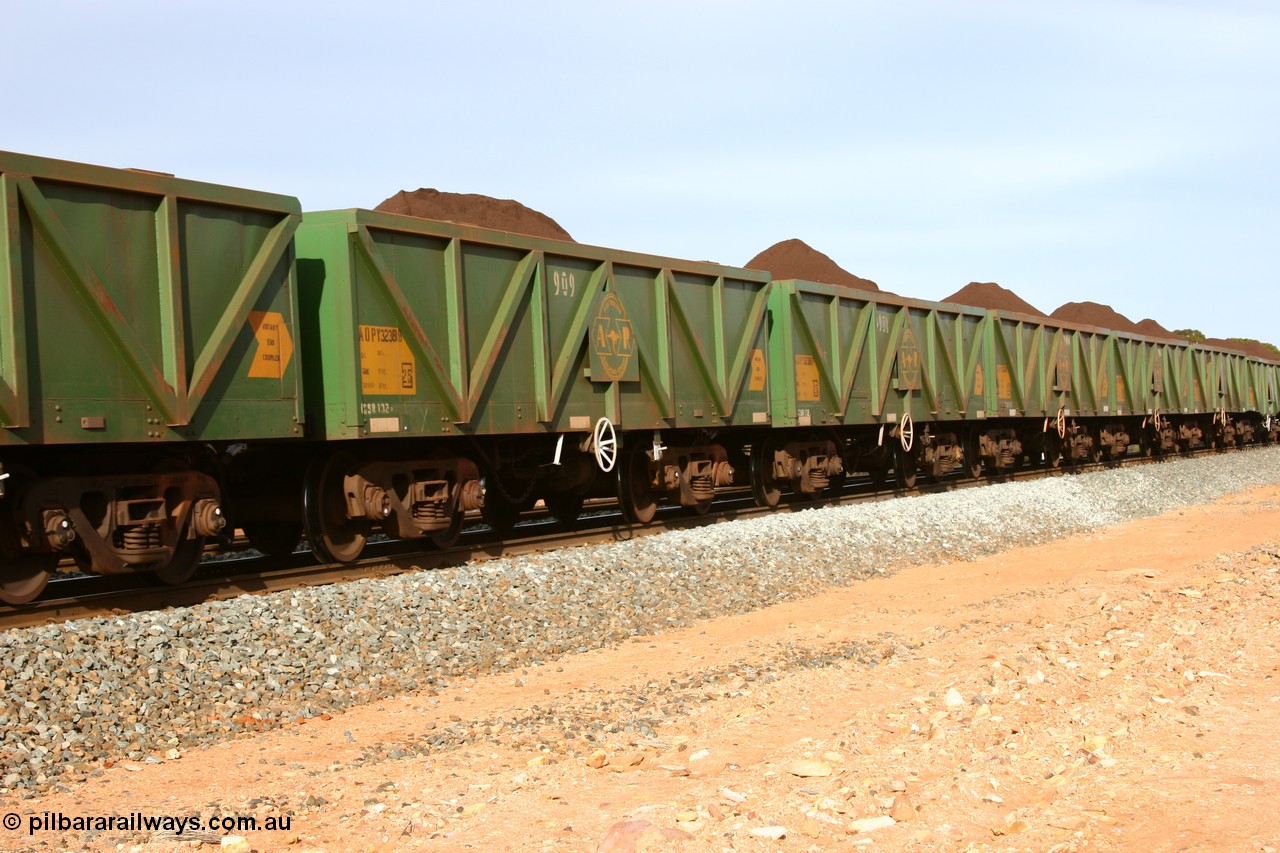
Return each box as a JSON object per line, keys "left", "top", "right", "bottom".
{"left": 2, "top": 150, "right": 1277, "bottom": 605}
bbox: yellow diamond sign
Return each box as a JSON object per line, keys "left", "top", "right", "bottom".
{"left": 247, "top": 311, "right": 294, "bottom": 379}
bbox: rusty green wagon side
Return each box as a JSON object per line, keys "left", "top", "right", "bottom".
{"left": 765, "top": 279, "right": 1280, "bottom": 490}
{"left": 293, "top": 209, "right": 770, "bottom": 560}
{"left": 0, "top": 151, "right": 303, "bottom": 602}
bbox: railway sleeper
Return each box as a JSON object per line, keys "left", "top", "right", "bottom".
{"left": 18, "top": 471, "right": 224, "bottom": 575}
{"left": 341, "top": 458, "right": 483, "bottom": 540}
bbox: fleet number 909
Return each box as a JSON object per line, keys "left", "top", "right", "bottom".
{"left": 552, "top": 271, "right": 576, "bottom": 298}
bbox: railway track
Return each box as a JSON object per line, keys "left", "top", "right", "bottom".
{"left": 0, "top": 445, "right": 1247, "bottom": 630}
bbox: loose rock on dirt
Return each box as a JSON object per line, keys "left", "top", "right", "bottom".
{"left": 5, "top": 460, "right": 1280, "bottom": 850}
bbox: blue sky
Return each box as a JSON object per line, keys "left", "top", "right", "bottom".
{"left": 5, "top": 1, "right": 1277, "bottom": 342}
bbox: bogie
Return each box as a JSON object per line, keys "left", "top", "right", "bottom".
{"left": 3, "top": 149, "right": 1280, "bottom": 606}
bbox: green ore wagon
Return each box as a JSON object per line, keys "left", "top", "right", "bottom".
{"left": 290, "top": 210, "right": 771, "bottom": 561}
{"left": 762, "top": 279, "right": 1280, "bottom": 494}
{"left": 4, "top": 149, "right": 1278, "bottom": 604}
{"left": 0, "top": 151, "right": 302, "bottom": 602}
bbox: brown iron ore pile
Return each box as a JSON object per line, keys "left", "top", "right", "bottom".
{"left": 748, "top": 248, "right": 1248, "bottom": 351}
{"left": 1041, "top": 301, "right": 1187, "bottom": 344}
{"left": 737, "top": 242, "right": 1245, "bottom": 351}
{"left": 1050, "top": 301, "right": 1145, "bottom": 334}
{"left": 744, "top": 239, "right": 881, "bottom": 292}
{"left": 941, "top": 281, "right": 1044, "bottom": 316}
{"left": 375, "top": 189, "right": 574, "bottom": 242}
{"left": 1134, "top": 317, "right": 1187, "bottom": 341}
{"left": 1201, "top": 337, "right": 1278, "bottom": 359}
{"left": 372, "top": 186, "right": 1268, "bottom": 354}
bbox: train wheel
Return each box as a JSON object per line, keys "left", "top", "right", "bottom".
{"left": 481, "top": 486, "right": 522, "bottom": 535}
{"left": 303, "top": 451, "right": 367, "bottom": 564}
{"left": 0, "top": 553, "right": 55, "bottom": 605}
{"left": 965, "top": 431, "right": 984, "bottom": 479}
{"left": 618, "top": 450, "right": 658, "bottom": 524}
{"left": 749, "top": 441, "right": 782, "bottom": 508}
{"left": 151, "top": 536, "right": 203, "bottom": 586}
{"left": 1048, "top": 444, "right": 1064, "bottom": 468}
{"left": 546, "top": 492, "right": 585, "bottom": 524}
{"left": 0, "top": 467, "right": 55, "bottom": 604}
{"left": 1042, "top": 434, "right": 1063, "bottom": 469}
{"left": 894, "top": 447, "right": 918, "bottom": 490}
{"left": 1137, "top": 429, "right": 1153, "bottom": 459}
{"left": 826, "top": 469, "right": 847, "bottom": 500}
{"left": 243, "top": 523, "right": 302, "bottom": 558}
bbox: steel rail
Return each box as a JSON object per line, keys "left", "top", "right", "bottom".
{"left": 0, "top": 445, "right": 1252, "bottom": 630}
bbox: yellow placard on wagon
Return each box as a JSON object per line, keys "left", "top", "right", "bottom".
{"left": 247, "top": 311, "right": 293, "bottom": 379}
{"left": 749, "top": 348, "right": 767, "bottom": 391}
{"left": 795, "top": 355, "right": 821, "bottom": 402}
{"left": 359, "top": 325, "right": 416, "bottom": 396}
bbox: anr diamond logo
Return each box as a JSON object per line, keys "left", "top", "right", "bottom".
{"left": 591, "top": 292, "right": 635, "bottom": 382}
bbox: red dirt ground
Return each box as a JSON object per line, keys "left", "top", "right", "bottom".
{"left": 10, "top": 483, "right": 1280, "bottom": 852}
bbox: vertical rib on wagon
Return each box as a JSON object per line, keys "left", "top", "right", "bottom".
{"left": 0, "top": 151, "right": 303, "bottom": 604}
{"left": 293, "top": 209, "right": 771, "bottom": 559}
